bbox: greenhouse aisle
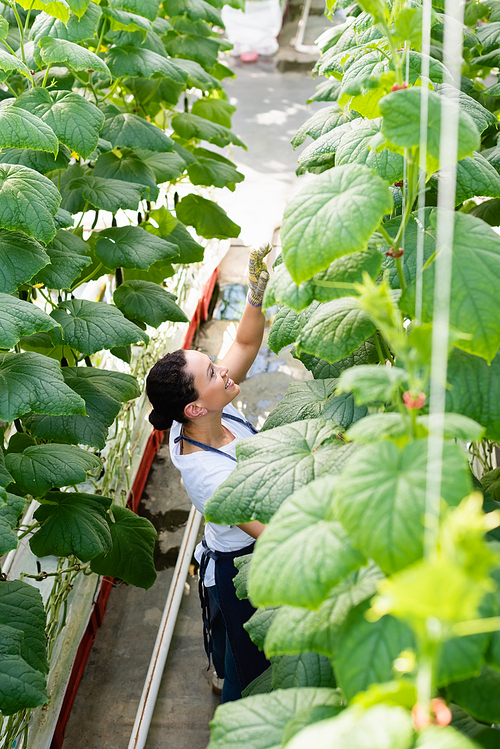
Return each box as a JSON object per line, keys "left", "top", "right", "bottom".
{"left": 63, "top": 57, "right": 322, "bottom": 749}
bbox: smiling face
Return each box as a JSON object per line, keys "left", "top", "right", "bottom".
{"left": 183, "top": 350, "right": 240, "bottom": 415}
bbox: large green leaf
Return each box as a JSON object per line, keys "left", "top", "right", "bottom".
{"left": 0, "top": 294, "right": 59, "bottom": 350}
{"left": 335, "top": 119, "right": 404, "bottom": 183}
{"left": 433, "top": 83, "right": 498, "bottom": 134}
{"left": 0, "top": 231, "right": 50, "bottom": 294}
{"left": 113, "top": 280, "right": 188, "bottom": 327}
{"left": 205, "top": 419, "right": 356, "bottom": 525}
{"left": 400, "top": 212, "right": 500, "bottom": 363}
{"left": 5, "top": 444, "right": 100, "bottom": 496}
{"left": 264, "top": 246, "right": 382, "bottom": 312}
{"left": 336, "top": 365, "right": 409, "bottom": 405}
{"left": 17, "top": 0, "right": 70, "bottom": 22}
{"left": 0, "top": 145, "right": 71, "bottom": 175}
{"left": 0, "top": 352, "right": 85, "bottom": 421}
{"left": 135, "top": 149, "right": 187, "bottom": 182}
{"left": 297, "top": 120, "right": 363, "bottom": 173}
{"left": 0, "top": 102, "right": 58, "bottom": 155}
{"left": 109, "top": 0, "right": 160, "bottom": 21}
{"left": 0, "top": 164, "right": 61, "bottom": 243}
{"left": 100, "top": 111, "right": 174, "bottom": 152}
{"left": 90, "top": 505, "right": 156, "bottom": 589}
{"left": 14, "top": 88, "right": 104, "bottom": 160}
{"left": 31, "top": 491, "right": 112, "bottom": 561}
{"left": 163, "top": 0, "right": 222, "bottom": 24}
{"left": 468, "top": 198, "right": 500, "bottom": 227}
{"left": 172, "top": 57, "right": 222, "bottom": 91}
{"left": 271, "top": 653, "right": 336, "bottom": 689}
{"left": 291, "top": 105, "right": 355, "bottom": 148}
{"left": 0, "top": 580, "right": 48, "bottom": 674}
{"left": 438, "top": 630, "right": 490, "bottom": 688}
{"left": 446, "top": 349, "right": 500, "bottom": 441}
{"left": 32, "top": 229, "right": 90, "bottom": 290}
{"left": 50, "top": 299, "right": 148, "bottom": 355}
{"left": 0, "top": 649, "right": 47, "bottom": 715}
{"left": 262, "top": 564, "right": 383, "bottom": 659}
{"left": 187, "top": 151, "right": 244, "bottom": 191}
{"left": 249, "top": 476, "right": 365, "bottom": 609}
{"left": 334, "top": 439, "right": 473, "bottom": 574}
{"left": 93, "top": 149, "right": 158, "bottom": 200}
{"left": 24, "top": 367, "right": 140, "bottom": 449}
{"left": 164, "top": 34, "right": 222, "bottom": 69}
{"left": 0, "top": 49, "right": 31, "bottom": 78}
{"left": 379, "top": 88, "right": 480, "bottom": 167}
{"left": 208, "top": 688, "right": 342, "bottom": 749}
{"left": 67, "top": 175, "right": 146, "bottom": 212}
{"left": 268, "top": 303, "right": 319, "bottom": 354}
{"left": 176, "top": 194, "right": 240, "bottom": 240}
{"left": 105, "top": 46, "right": 187, "bottom": 83}
{"left": 94, "top": 225, "right": 178, "bottom": 270}
{"left": 39, "top": 36, "right": 110, "bottom": 75}
{"left": 432, "top": 152, "right": 500, "bottom": 205}
{"left": 281, "top": 164, "right": 393, "bottom": 284}
{"left": 191, "top": 97, "right": 235, "bottom": 128}
{"left": 296, "top": 298, "right": 376, "bottom": 364}
{"left": 102, "top": 6, "right": 152, "bottom": 33}
{"left": 335, "top": 599, "right": 415, "bottom": 701}
{"left": 0, "top": 493, "right": 25, "bottom": 556}
{"left": 30, "top": 2, "right": 102, "bottom": 42}
{"left": 447, "top": 666, "right": 500, "bottom": 724}
{"left": 171, "top": 112, "right": 245, "bottom": 149}
{"left": 293, "top": 340, "right": 379, "bottom": 379}
{"left": 378, "top": 209, "right": 436, "bottom": 289}
{"left": 262, "top": 379, "right": 366, "bottom": 432}
{"left": 415, "top": 726, "right": 480, "bottom": 749}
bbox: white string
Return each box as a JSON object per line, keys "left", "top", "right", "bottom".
{"left": 423, "top": 0, "right": 464, "bottom": 557}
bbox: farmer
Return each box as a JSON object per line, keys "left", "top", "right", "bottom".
{"left": 145, "top": 243, "right": 272, "bottom": 703}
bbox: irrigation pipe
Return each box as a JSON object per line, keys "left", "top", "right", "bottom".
{"left": 127, "top": 505, "right": 203, "bottom": 749}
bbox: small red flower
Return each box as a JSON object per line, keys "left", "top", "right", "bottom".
{"left": 403, "top": 391, "right": 426, "bottom": 409}
{"left": 385, "top": 247, "right": 404, "bottom": 258}
{"left": 391, "top": 82, "right": 409, "bottom": 92}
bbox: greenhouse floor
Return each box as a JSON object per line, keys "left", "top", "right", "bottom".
{"left": 63, "top": 54, "right": 323, "bottom": 749}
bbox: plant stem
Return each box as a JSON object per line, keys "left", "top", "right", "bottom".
{"left": 374, "top": 332, "right": 387, "bottom": 365}
{"left": 8, "top": 0, "right": 26, "bottom": 64}
{"left": 17, "top": 521, "right": 41, "bottom": 540}
{"left": 395, "top": 255, "right": 406, "bottom": 292}
{"left": 36, "top": 286, "right": 57, "bottom": 308}
{"left": 381, "top": 335, "right": 395, "bottom": 364}
{"left": 41, "top": 63, "right": 52, "bottom": 88}
{"left": 71, "top": 262, "right": 103, "bottom": 290}
{"left": 378, "top": 224, "right": 395, "bottom": 246}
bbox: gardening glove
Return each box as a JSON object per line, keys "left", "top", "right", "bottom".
{"left": 247, "top": 242, "right": 271, "bottom": 307}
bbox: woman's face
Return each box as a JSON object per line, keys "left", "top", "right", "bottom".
{"left": 184, "top": 350, "right": 240, "bottom": 413}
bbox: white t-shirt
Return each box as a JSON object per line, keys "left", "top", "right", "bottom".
{"left": 169, "top": 402, "right": 255, "bottom": 586}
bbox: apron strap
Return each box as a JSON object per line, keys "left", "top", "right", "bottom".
{"left": 199, "top": 539, "right": 219, "bottom": 669}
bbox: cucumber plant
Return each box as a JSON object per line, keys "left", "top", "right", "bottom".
{"left": 0, "top": 0, "right": 243, "bottom": 741}
{"left": 204, "top": 1, "right": 500, "bottom": 747}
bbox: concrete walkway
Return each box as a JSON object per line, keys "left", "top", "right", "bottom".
{"left": 63, "top": 50, "right": 323, "bottom": 749}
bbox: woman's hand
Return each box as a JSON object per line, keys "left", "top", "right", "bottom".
{"left": 247, "top": 243, "right": 272, "bottom": 307}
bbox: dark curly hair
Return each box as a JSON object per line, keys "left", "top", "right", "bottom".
{"left": 146, "top": 350, "right": 199, "bottom": 431}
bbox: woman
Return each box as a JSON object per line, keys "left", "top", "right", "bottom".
{"left": 146, "top": 243, "right": 272, "bottom": 703}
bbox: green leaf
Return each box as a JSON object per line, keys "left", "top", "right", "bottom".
{"left": 135, "top": 148, "right": 187, "bottom": 182}
{"left": 335, "top": 600, "right": 415, "bottom": 701}
{"left": 164, "top": 33, "right": 222, "bottom": 69}
{"left": 468, "top": 198, "right": 500, "bottom": 227}
{"left": 32, "top": 229, "right": 90, "bottom": 290}
{"left": 0, "top": 580, "right": 48, "bottom": 674}
{"left": 262, "top": 379, "right": 366, "bottom": 432}
{"left": 482, "top": 469, "right": 500, "bottom": 501}
{"left": 105, "top": 45, "right": 187, "bottom": 84}
{"left": 6, "top": 444, "right": 100, "bottom": 496}
{"left": 249, "top": 476, "right": 365, "bottom": 609}
{"left": 307, "top": 79, "right": 342, "bottom": 104}
{"left": 380, "top": 88, "right": 480, "bottom": 168}
{"left": 171, "top": 112, "right": 245, "bottom": 149}
{"left": 163, "top": 0, "right": 222, "bottom": 24}
{"left": 67, "top": 0, "right": 90, "bottom": 16}
{"left": 24, "top": 367, "right": 140, "bottom": 449}
{"left": 39, "top": 36, "right": 110, "bottom": 75}
{"left": 233, "top": 554, "right": 252, "bottom": 600}
{"left": 14, "top": 88, "right": 104, "bottom": 160}
{"left": 187, "top": 152, "right": 244, "bottom": 191}
{"left": 173, "top": 57, "right": 222, "bottom": 91}
{"left": 0, "top": 102, "right": 58, "bottom": 155}
{"left": 293, "top": 339, "right": 379, "bottom": 379}
{"left": 0, "top": 17, "right": 9, "bottom": 40}
{"left": 242, "top": 666, "right": 273, "bottom": 697}
{"left": 0, "top": 145, "right": 71, "bottom": 175}
{"left": 191, "top": 97, "right": 235, "bottom": 128}
{"left": 176, "top": 193, "right": 240, "bottom": 239}
{"left": 102, "top": 6, "right": 152, "bottom": 33}
{"left": 207, "top": 687, "right": 342, "bottom": 749}
{"left": 281, "top": 165, "right": 393, "bottom": 284}
{"left": 100, "top": 111, "right": 174, "bottom": 152}
{"left": 263, "top": 564, "right": 383, "bottom": 659}
{"left": 446, "top": 350, "right": 500, "bottom": 441}
{"left": 264, "top": 246, "right": 382, "bottom": 312}
{"left": 17, "top": 0, "right": 70, "bottom": 23}
{"left": 291, "top": 104, "right": 355, "bottom": 148}
{"left": 286, "top": 702, "right": 414, "bottom": 749}
{"left": 122, "top": 260, "right": 174, "bottom": 285}
{"left": 297, "top": 119, "right": 363, "bottom": 173}
{"left": 268, "top": 304, "right": 319, "bottom": 354}
{"left": 272, "top": 653, "right": 337, "bottom": 689}
{"left": 400, "top": 212, "right": 500, "bottom": 363}
{"left": 417, "top": 413, "right": 485, "bottom": 443}
{"left": 447, "top": 666, "right": 500, "bottom": 724}
{"left": 31, "top": 491, "right": 112, "bottom": 561}
{"left": 0, "top": 294, "right": 59, "bottom": 349}
{"left": 0, "top": 493, "right": 25, "bottom": 556}
{"left": 335, "top": 119, "right": 404, "bottom": 183}
{"left": 90, "top": 504, "right": 157, "bottom": 589}
{"left": 438, "top": 631, "right": 490, "bottom": 687}
{"left": 379, "top": 209, "right": 436, "bottom": 290}
{"left": 432, "top": 152, "right": 500, "bottom": 206}
{"left": 0, "top": 49, "right": 31, "bottom": 78}
{"left": 50, "top": 299, "right": 148, "bottom": 355}
{"left": 68, "top": 175, "right": 146, "bottom": 212}
{"left": 0, "top": 164, "right": 60, "bottom": 244}
{"left": 415, "top": 726, "right": 481, "bottom": 749}
{"left": 433, "top": 83, "right": 498, "bottom": 134}
{"left": 30, "top": 2, "right": 102, "bottom": 42}
{"left": 93, "top": 149, "right": 159, "bottom": 200}
{"left": 205, "top": 419, "right": 356, "bottom": 525}
{"left": 0, "top": 230, "right": 50, "bottom": 294}
{"left": 335, "top": 439, "right": 473, "bottom": 574}
{"left": 345, "top": 413, "right": 407, "bottom": 443}
{"left": 336, "top": 365, "right": 409, "bottom": 405}
{"left": 113, "top": 280, "right": 188, "bottom": 327}
{"left": 146, "top": 207, "right": 204, "bottom": 263}
{"left": 109, "top": 0, "right": 160, "bottom": 21}
{"left": 296, "top": 298, "right": 376, "bottom": 364}
{"left": 244, "top": 608, "right": 277, "bottom": 650}
{"left": 0, "top": 352, "right": 85, "bottom": 421}
{"left": 94, "top": 225, "right": 178, "bottom": 270}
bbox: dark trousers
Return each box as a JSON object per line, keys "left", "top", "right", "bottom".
{"left": 203, "top": 545, "right": 269, "bottom": 703}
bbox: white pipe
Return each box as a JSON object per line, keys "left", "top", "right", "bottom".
{"left": 127, "top": 506, "right": 203, "bottom": 749}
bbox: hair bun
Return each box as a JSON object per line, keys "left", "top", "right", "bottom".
{"left": 149, "top": 409, "right": 172, "bottom": 431}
